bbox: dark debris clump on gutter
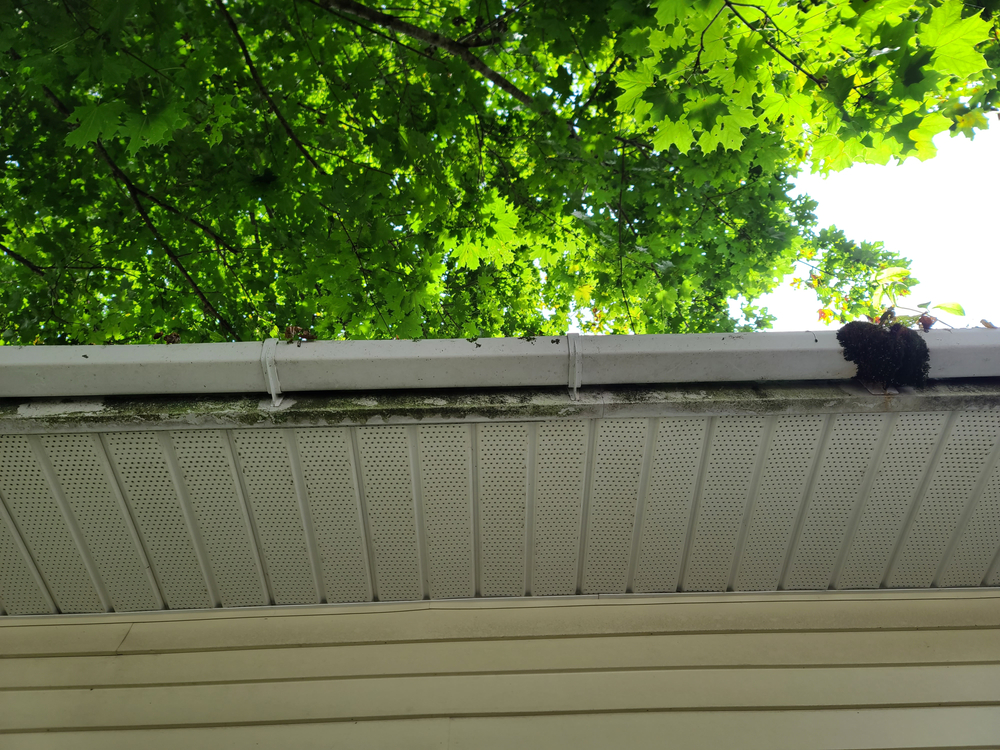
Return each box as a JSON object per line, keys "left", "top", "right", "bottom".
{"left": 837, "top": 321, "right": 931, "bottom": 389}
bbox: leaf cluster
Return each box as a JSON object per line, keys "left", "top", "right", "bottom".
{"left": 0, "top": 0, "right": 995, "bottom": 344}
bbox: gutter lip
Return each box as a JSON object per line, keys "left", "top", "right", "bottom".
{"left": 0, "top": 330, "right": 997, "bottom": 400}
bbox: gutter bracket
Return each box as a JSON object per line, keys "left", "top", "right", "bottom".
{"left": 858, "top": 378, "right": 899, "bottom": 396}
{"left": 261, "top": 338, "right": 284, "bottom": 407}
{"left": 567, "top": 332, "right": 582, "bottom": 401}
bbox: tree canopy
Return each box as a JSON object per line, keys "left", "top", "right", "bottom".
{"left": 1, "top": 0, "right": 997, "bottom": 344}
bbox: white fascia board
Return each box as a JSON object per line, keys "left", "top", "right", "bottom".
{"left": 277, "top": 335, "right": 569, "bottom": 390}
{"left": 919, "top": 328, "right": 1000, "bottom": 378}
{"left": 577, "top": 331, "right": 854, "bottom": 383}
{"left": 0, "top": 342, "right": 266, "bottom": 397}
{"left": 1, "top": 330, "right": 998, "bottom": 399}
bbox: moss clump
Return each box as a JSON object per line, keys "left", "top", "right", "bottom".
{"left": 837, "top": 321, "right": 930, "bottom": 388}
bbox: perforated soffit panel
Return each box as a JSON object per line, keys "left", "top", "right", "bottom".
{"left": 2, "top": 405, "right": 1000, "bottom": 615}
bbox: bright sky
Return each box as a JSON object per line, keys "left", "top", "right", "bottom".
{"left": 750, "top": 123, "right": 1000, "bottom": 332}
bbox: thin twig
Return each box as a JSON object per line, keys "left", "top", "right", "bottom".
{"left": 127, "top": 185, "right": 241, "bottom": 340}
{"left": 129, "top": 184, "right": 241, "bottom": 254}
{"left": 455, "top": 0, "right": 531, "bottom": 45}
{"left": 37, "top": 85, "right": 242, "bottom": 338}
{"left": 573, "top": 55, "right": 621, "bottom": 122}
{"left": 313, "top": 0, "right": 533, "bottom": 104}
{"left": 690, "top": 5, "right": 729, "bottom": 79}
{"left": 0, "top": 242, "right": 46, "bottom": 276}
{"left": 616, "top": 147, "right": 637, "bottom": 334}
{"left": 214, "top": 0, "right": 329, "bottom": 174}
{"left": 330, "top": 212, "right": 393, "bottom": 334}
{"left": 893, "top": 304, "right": 956, "bottom": 328}
{"left": 37, "top": 82, "right": 241, "bottom": 254}
{"left": 723, "top": 1, "right": 827, "bottom": 89}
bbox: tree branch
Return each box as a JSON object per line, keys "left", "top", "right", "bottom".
{"left": 723, "top": 2, "right": 826, "bottom": 89}
{"left": 328, "top": 211, "right": 392, "bottom": 335}
{"left": 616, "top": 148, "right": 637, "bottom": 334}
{"left": 38, "top": 82, "right": 241, "bottom": 255}
{"left": 127, "top": 184, "right": 241, "bottom": 340}
{"left": 129, "top": 184, "right": 242, "bottom": 254}
{"left": 308, "top": 1, "right": 437, "bottom": 61}
{"left": 214, "top": 0, "right": 329, "bottom": 174}
{"left": 573, "top": 55, "right": 621, "bottom": 122}
{"left": 0, "top": 242, "right": 46, "bottom": 277}
{"left": 455, "top": 0, "right": 531, "bottom": 45}
{"left": 36, "top": 85, "right": 241, "bottom": 339}
{"left": 313, "top": 0, "right": 533, "bottom": 105}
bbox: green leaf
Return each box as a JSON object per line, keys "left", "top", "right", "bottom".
{"left": 119, "top": 100, "right": 187, "bottom": 157}
{"left": 876, "top": 266, "right": 911, "bottom": 282}
{"left": 717, "top": 117, "right": 748, "bottom": 151}
{"left": 64, "top": 101, "right": 126, "bottom": 148}
{"left": 654, "top": 0, "right": 689, "bottom": 26}
{"left": 920, "top": 0, "right": 991, "bottom": 77}
{"left": 732, "top": 36, "right": 765, "bottom": 83}
{"left": 953, "top": 108, "right": 990, "bottom": 138}
{"left": 887, "top": 112, "right": 923, "bottom": 154}
{"left": 686, "top": 94, "right": 726, "bottom": 132}
{"left": 452, "top": 241, "right": 482, "bottom": 270}
{"left": 650, "top": 118, "right": 695, "bottom": 152}
{"left": 615, "top": 63, "right": 655, "bottom": 114}
{"left": 645, "top": 84, "right": 685, "bottom": 123}
{"left": 932, "top": 302, "right": 966, "bottom": 316}
{"left": 909, "top": 112, "right": 952, "bottom": 160}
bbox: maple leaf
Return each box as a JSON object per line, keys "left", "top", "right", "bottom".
{"left": 615, "top": 64, "right": 656, "bottom": 114}
{"left": 119, "top": 100, "right": 187, "bottom": 157}
{"left": 921, "top": 0, "right": 991, "bottom": 77}
{"left": 651, "top": 119, "right": 695, "bottom": 152}
{"left": 64, "top": 101, "right": 126, "bottom": 148}
{"left": 452, "top": 241, "right": 483, "bottom": 271}
{"left": 654, "top": 0, "right": 689, "bottom": 26}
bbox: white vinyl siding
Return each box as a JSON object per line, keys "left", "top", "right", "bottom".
{"left": 1, "top": 591, "right": 998, "bottom": 748}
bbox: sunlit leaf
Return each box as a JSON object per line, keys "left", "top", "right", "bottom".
{"left": 933, "top": 302, "right": 966, "bottom": 316}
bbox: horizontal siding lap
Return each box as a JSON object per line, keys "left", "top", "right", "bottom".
{"left": 4, "top": 709, "right": 996, "bottom": 750}
{"left": 3, "top": 665, "right": 1000, "bottom": 731}
{"left": 3, "top": 629, "right": 1000, "bottom": 690}
{"left": 4, "top": 595, "right": 1000, "bottom": 656}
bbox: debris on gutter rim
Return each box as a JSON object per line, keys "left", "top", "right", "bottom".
{"left": 837, "top": 322, "right": 929, "bottom": 391}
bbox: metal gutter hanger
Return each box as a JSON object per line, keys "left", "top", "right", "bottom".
{"left": 567, "top": 333, "right": 582, "bottom": 401}
{"left": 260, "top": 338, "right": 283, "bottom": 407}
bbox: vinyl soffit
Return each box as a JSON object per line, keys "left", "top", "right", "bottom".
{"left": 2, "top": 386, "right": 1000, "bottom": 616}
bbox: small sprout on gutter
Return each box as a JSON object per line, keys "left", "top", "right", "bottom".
{"left": 284, "top": 326, "right": 317, "bottom": 347}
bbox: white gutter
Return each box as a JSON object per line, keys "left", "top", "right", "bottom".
{"left": 1, "top": 330, "right": 998, "bottom": 401}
